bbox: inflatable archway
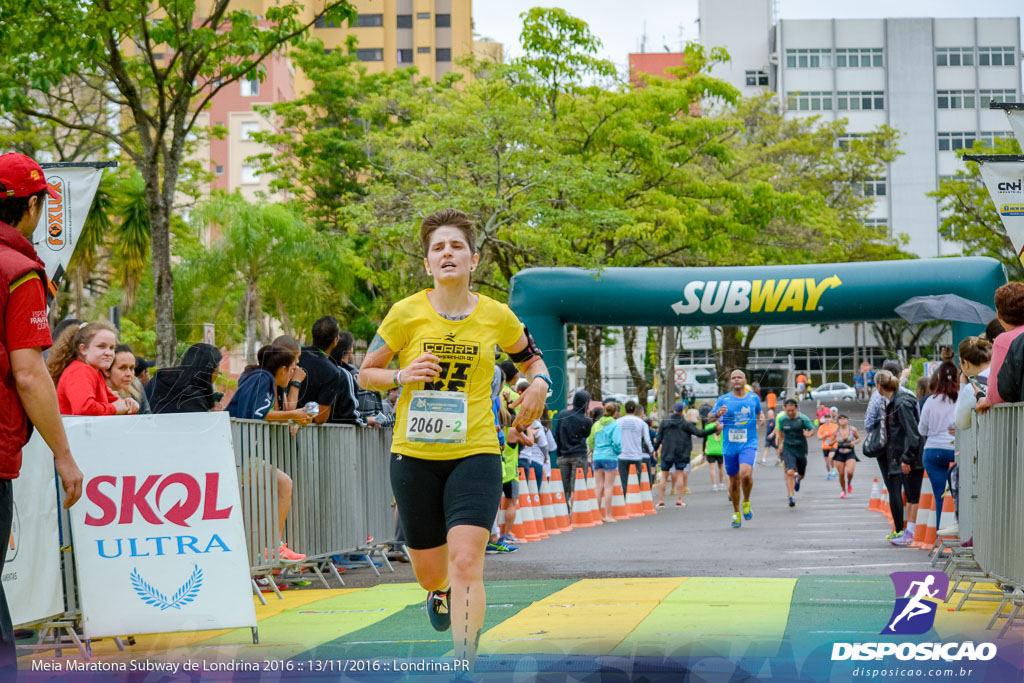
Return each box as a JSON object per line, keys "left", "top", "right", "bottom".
{"left": 507, "top": 257, "right": 1007, "bottom": 408}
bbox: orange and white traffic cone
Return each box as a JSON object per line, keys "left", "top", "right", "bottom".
{"left": 611, "top": 471, "right": 629, "bottom": 520}
{"left": 510, "top": 469, "right": 529, "bottom": 543}
{"left": 571, "top": 468, "right": 593, "bottom": 529}
{"left": 936, "top": 496, "right": 956, "bottom": 538}
{"left": 550, "top": 470, "right": 572, "bottom": 532}
{"left": 538, "top": 474, "right": 561, "bottom": 535}
{"left": 881, "top": 487, "right": 892, "bottom": 521}
{"left": 639, "top": 466, "right": 657, "bottom": 515}
{"left": 913, "top": 493, "right": 938, "bottom": 549}
{"left": 868, "top": 478, "right": 882, "bottom": 512}
{"left": 625, "top": 465, "right": 644, "bottom": 518}
{"left": 517, "top": 468, "right": 542, "bottom": 541}
{"left": 528, "top": 471, "right": 552, "bottom": 540}
{"left": 585, "top": 467, "right": 603, "bottom": 526}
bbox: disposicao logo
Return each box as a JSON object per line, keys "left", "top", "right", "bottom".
{"left": 1000, "top": 203, "right": 1024, "bottom": 216}
{"left": 883, "top": 571, "right": 947, "bottom": 635}
{"left": 830, "top": 571, "right": 998, "bottom": 663}
{"left": 671, "top": 276, "right": 842, "bottom": 315}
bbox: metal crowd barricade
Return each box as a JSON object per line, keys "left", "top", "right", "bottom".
{"left": 945, "top": 403, "right": 1024, "bottom": 637}
{"left": 230, "top": 419, "right": 394, "bottom": 596}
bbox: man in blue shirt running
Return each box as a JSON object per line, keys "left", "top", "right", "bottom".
{"left": 713, "top": 369, "right": 765, "bottom": 528}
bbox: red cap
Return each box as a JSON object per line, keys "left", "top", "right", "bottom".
{"left": 0, "top": 153, "right": 58, "bottom": 200}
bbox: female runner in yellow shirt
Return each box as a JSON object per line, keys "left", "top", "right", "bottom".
{"left": 358, "top": 209, "right": 549, "bottom": 668}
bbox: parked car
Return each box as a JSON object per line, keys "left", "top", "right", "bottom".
{"left": 810, "top": 382, "right": 857, "bottom": 401}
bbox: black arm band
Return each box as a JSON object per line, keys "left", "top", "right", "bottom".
{"left": 508, "top": 326, "right": 544, "bottom": 364}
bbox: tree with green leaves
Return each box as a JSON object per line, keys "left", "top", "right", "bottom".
{"left": 0, "top": 0, "right": 356, "bottom": 365}
{"left": 929, "top": 136, "right": 1024, "bottom": 281}
{"left": 176, "top": 193, "right": 345, "bottom": 362}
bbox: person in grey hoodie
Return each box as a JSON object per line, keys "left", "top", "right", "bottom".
{"left": 555, "top": 389, "right": 592, "bottom": 502}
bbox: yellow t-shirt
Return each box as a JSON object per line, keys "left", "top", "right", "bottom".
{"left": 377, "top": 290, "right": 524, "bottom": 460}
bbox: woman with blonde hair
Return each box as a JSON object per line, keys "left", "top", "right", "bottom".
{"left": 48, "top": 322, "right": 138, "bottom": 416}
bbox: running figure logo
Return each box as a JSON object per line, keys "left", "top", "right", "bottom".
{"left": 882, "top": 571, "right": 949, "bottom": 635}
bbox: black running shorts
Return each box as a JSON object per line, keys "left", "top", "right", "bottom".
{"left": 833, "top": 449, "right": 859, "bottom": 463}
{"left": 502, "top": 479, "right": 518, "bottom": 500}
{"left": 782, "top": 450, "right": 807, "bottom": 476}
{"left": 706, "top": 454, "right": 724, "bottom": 463}
{"left": 390, "top": 452, "right": 502, "bottom": 550}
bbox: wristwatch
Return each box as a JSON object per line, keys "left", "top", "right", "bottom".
{"left": 532, "top": 373, "right": 552, "bottom": 388}
{"left": 288, "top": 380, "right": 302, "bottom": 390}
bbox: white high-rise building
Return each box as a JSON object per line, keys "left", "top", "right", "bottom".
{"left": 700, "top": 0, "right": 1023, "bottom": 257}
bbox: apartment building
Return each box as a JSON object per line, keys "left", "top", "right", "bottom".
{"left": 200, "top": 0, "right": 474, "bottom": 200}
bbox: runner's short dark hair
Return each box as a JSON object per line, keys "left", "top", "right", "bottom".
{"left": 783, "top": 398, "right": 798, "bottom": 407}
{"left": 624, "top": 399, "right": 637, "bottom": 414}
{"left": 420, "top": 208, "right": 476, "bottom": 254}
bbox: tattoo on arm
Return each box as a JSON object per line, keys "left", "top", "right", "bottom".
{"left": 367, "top": 333, "right": 386, "bottom": 355}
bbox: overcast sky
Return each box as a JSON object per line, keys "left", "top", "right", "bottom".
{"left": 473, "top": 0, "right": 1024, "bottom": 73}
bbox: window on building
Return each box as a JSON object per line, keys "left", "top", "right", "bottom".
{"left": 240, "top": 77, "right": 259, "bottom": 97}
{"left": 837, "top": 133, "right": 865, "bottom": 149}
{"left": 862, "top": 178, "right": 887, "bottom": 196}
{"left": 240, "top": 121, "right": 260, "bottom": 141}
{"left": 436, "top": 48, "right": 452, "bottom": 62}
{"left": 786, "top": 91, "right": 833, "bottom": 111}
{"left": 979, "top": 131, "right": 1016, "bottom": 146}
{"left": 837, "top": 90, "right": 884, "bottom": 111}
{"left": 862, "top": 217, "right": 888, "bottom": 233}
{"left": 435, "top": 13, "right": 450, "bottom": 28}
{"left": 980, "top": 89, "right": 1019, "bottom": 108}
{"left": 353, "top": 13, "right": 383, "bottom": 27}
{"left": 355, "top": 48, "right": 383, "bottom": 62}
{"left": 785, "top": 48, "right": 832, "bottom": 69}
{"left": 416, "top": 12, "right": 430, "bottom": 19}
{"left": 214, "top": 165, "right": 224, "bottom": 176}
{"left": 240, "top": 165, "right": 258, "bottom": 185}
{"left": 936, "top": 47, "right": 974, "bottom": 67}
{"left": 836, "top": 48, "right": 883, "bottom": 68}
{"left": 937, "top": 131, "right": 978, "bottom": 151}
{"left": 397, "top": 14, "right": 412, "bottom": 28}
{"left": 314, "top": 16, "right": 340, "bottom": 28}
{"left": 978, "top": 47, "right": 1015, "bottom": 66}
{"left": 937, "top": 89, "right": 976, "bottom": 109}
{"left": 417, "top": 46, "right": 431, "bottom": 54}
{"left": 745, "top": 70, "right": 769, "bottom": 86}
{"left": 397, "top": 49, "right": 413, "bottom": 63}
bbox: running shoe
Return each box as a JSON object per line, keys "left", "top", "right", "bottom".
{"left": 742, "top": 501, "right": 752, "bottom": 520}
{"left": 426, "top": 589, "right": 451, "bottom": 631}
{"left": 889, "top": 531, "right": 911, "bottom": 547}
{"left": 794, "top": 478, "right": 800, "bottom": 492}
{"left": 840, "top": 491, "right": 847, "bottom": 499}
{"left": 500, "top": 533, "right": 525, "bottom": 545}
{"left": 656, "top": 501, "right": 665, "bottom": 508}
{"left": 788, "top": 497, "right": 796, "bottom": 508}
{"left": 486, "top": 540, "right": 518, "bottom": 554}
{"left": 279, "top": 543, "right": 306, "bottom": 562}
{"left": 847, "top": 483, "right": 852, "bottom": 493}
{"left": 731, "top": 512, "right": 742, "bottom": 528}
{"left": 884, "top": 529, "right": 901, "bottom": 540}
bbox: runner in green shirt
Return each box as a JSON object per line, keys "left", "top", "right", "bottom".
{"left": 775, "top": 398, "right": 816, "bottom": 508}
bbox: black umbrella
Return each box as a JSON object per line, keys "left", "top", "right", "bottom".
{"left": 894, "top": 294, "right": 996, "bottom": 325}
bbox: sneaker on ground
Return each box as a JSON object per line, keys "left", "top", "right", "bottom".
{"left": 847, "top": 484, "right": 853, "bottom": 493}
{"left": 500, "top": 533, "right": 525, "bottom": 545}
{"left": 840, "top": 491, "right": 847, "bottom": 499}
{"left": 889, "top": 530, "right": 911, "bottom": 547}
{"left": 794, "top": 478, "right": 800, "bottom": 492}
{"left": 742, "top": 501, "right": 752, "bottom": 520}
{"left": 884, "top": 529, "right": 901, "bottom": 541}
{"left": 487, "top": 540, "right": 518, "bottom": 553}
{"left": 426, "top": 589, "right": 451, "bottom": 631}
{"left": 279, "top": 543, "right": 306, "bottom": 562}
{"left": 789, "top": 497, "right": 796, "bottom": 508}
{"left": 731, "top": 512, "right": 742, "bottom": 529}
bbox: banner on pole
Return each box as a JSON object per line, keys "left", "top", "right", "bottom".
{"left": 976, "top": 160, "right": 1024, "bottom": 261}
{"left": 2, "top": 433, "right": 64, "bottom": 627}
{"left": 67, "top": 412, "right": 256, "bottom": 639}
{"left": 1004, "top": 108, "right": 1024, "bottom": 149}
{"left": 33, "top": 163, "right": 112, "bottom": 305}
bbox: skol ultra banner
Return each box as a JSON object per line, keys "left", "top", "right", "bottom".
{"left": 68, "top": 412, "right": 256, "bottom": 638}
{"left": 33, "top": 164, "right": 107, "bottom": 303}
{"left": 2, "top": 433, "right": 64, "bottom": 627}
{"left": 977, "top": 160, "right": 1024, "bottom": 261}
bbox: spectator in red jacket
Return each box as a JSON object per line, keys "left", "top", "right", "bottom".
{"left": 47, "top": 322, "right": 138, "bottom": 416}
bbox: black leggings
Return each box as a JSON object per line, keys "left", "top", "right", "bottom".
{"left": 877, "top": 454, "right": 924, "bottom": 531}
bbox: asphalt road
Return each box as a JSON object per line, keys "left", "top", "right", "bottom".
{"left": 329, "top": 399, "right": 936, "bottom": 589}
